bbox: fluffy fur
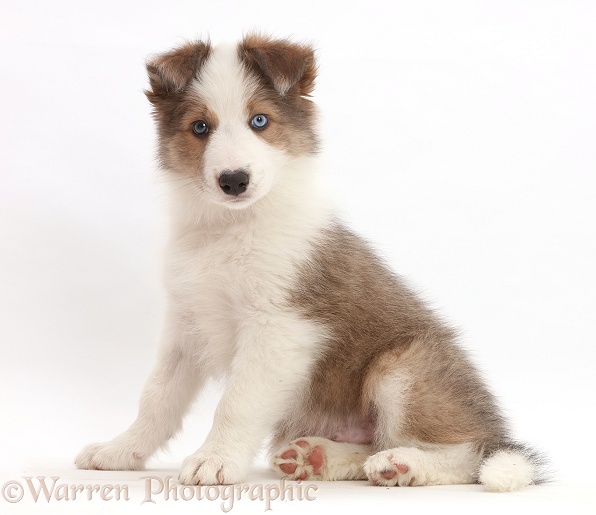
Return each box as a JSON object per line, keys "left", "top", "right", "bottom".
{"left": 75, "top": 35, "right": 546, "bottom": 491}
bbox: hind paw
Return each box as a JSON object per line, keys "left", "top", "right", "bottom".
{"left": 364, "top": 448, "right": 427, "bottom": 486}
{"left": 273, "top": 438, "right": 326, "bottom": 480}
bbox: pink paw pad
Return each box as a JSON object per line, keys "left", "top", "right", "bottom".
{"left": 275, "top": 439, "right": 326, "bottom": 479}
{"left": 395, "top": 463, "right": 409, "bottom": 474}
{"left": 308, "top": 446, "right": 324, "bottom": 475}
{"left": 279, "top": 449, "right": 298, "bottom": 474}
{"left": 380, "top": 469, "right": 397, "bottom": 480}
{"left": 367, "top": 455, "right": 413, "bottom": 487}
{"left": 279, "top": 462, "right": 297, "bottom": 474}
{"left": 294, "top": 440, "right": 324, "bottom": 474}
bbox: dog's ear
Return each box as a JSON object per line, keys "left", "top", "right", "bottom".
{"left": 146, "top": 41, "right": 211, "bottom": 101}
{"left": 240, "top": 35, "right": 316, "bottom": 97}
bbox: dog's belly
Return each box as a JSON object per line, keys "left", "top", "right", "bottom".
{"left": 332, "top": 423, "right": 376, "bottom": 444}
{"left": 273, "top": 405, "right": 376, "bottom": 448}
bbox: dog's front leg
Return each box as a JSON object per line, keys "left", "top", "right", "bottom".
{"left": 178, "top": 317, "right": 319, "bottom": 485}
{"left": 75, "top": 306, "right": 206, "bottom": 470}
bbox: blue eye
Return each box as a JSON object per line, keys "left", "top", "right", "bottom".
{"left": 250, "top": 114, "right": 269, "bottom": 130}
{"left": 192, "top": 120, "right": 209, "bottom": 136}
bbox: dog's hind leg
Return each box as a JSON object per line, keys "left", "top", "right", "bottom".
{"left": 272, "top": 437, "right": 372, "bottom": 480}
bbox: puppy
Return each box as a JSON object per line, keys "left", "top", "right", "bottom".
{"left": 75, "top": 35, "right": 545, "bottom": 491}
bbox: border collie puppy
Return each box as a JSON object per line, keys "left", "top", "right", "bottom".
{"left": 75, "top": 35, "right": 545, "bottom": 491}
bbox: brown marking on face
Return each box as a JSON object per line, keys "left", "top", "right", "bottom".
{"left": 242, "top": 93, "right": 315, "bottom": 155}
{"left": 273, "top": 223, "right": 509, "bottom": 452}
{"left": 151, "top": 96, "right": 220, "bottom": 178}
{"left": 240, "top": 35, "right": 320, "bottom": 155}
{"left": 145, "top": 41, "right": 214, "bottom": 173}
{"left": 169, "top": 101, "right": 219, "bottom": 174}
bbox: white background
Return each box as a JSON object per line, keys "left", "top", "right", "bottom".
{"left": 1, "top": 1, "right": 595, "bottom": 513}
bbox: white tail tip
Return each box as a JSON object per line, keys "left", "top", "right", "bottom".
{"left": 479, "top": 449, "right": 535, "bottom": 492}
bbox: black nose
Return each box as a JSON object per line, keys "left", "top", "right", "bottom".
{"left": 219, "top": 169, "right": 249, "bottom": 196}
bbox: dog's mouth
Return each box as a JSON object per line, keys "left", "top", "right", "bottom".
{"left": 222, "top": 194, "right": 251, "bottom": 204}
{"left": 212, "top": 187, "right": 257, "bottom": 209}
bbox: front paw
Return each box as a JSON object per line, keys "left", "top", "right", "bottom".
{"left": 75, "top": 441, "right": 146, "bottom": 471}
{"left": 179, "top": 450, "right": 245, "bottom": 485}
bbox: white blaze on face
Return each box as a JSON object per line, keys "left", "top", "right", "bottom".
{"left": 191, "top": 44, "right": 287, "bottom": 209}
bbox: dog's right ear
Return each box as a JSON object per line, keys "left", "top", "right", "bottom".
{"left": 145, "top": 41, "right": 211, "bottom": 102}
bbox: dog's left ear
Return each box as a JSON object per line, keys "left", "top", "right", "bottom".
{"left": 240, "top": 35, "right": 316, "bottom": 97}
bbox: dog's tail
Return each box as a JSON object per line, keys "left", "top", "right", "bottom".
{"left": 478, "top": 441, "right": 549, "bottom": 492}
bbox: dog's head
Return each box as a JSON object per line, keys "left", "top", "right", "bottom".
{"left": 146, "top": 35, "right": 319, "bottom": 210}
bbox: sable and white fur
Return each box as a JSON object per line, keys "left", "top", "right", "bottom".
{"left": 75, "top": 35, "right": 546, "bottom": 492}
